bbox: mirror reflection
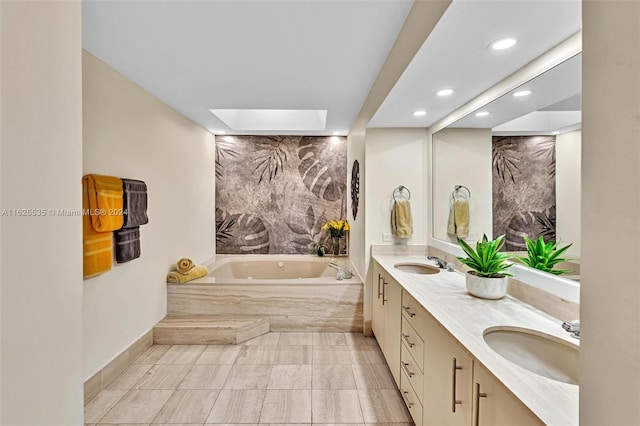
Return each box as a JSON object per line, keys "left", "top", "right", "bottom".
{"left": 432, "top": 53, "right": 581, "bottom": 281}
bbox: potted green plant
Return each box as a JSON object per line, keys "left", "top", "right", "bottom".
{"left": 457, "top": 234, "right": 512, "bottom": 299}
{"left": 312, "top": 241, "right": 328, "bottom": 257}
{"left": 514, "top": 236, "right": 573, "bottom": 275}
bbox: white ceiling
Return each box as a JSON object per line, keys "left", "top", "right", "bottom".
{"left": 83, "top": 0, "right": 582, "bottom": 136}
{"left": 82, "top": 0, "right": 413, "bottom": 136}
{"left": 369, "top": 0, "right": 582, "bottom": 128}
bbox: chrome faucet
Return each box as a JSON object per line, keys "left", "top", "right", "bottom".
{"left": 328, "top": 262, "right": 353, "bottom": 280}
{"left": 562, "top": 320, "right": 580, "bottom": 339}
{"left": 427, "top": 256, "right": 455, "bottom": 272}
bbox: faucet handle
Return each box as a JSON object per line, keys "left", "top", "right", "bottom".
{"left": 562, "top": 320, "right": 580, "bottom": 332}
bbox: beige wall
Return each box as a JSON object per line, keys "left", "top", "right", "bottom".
{"left": 1, "top": 1, "right": 83, "bottom": 423}
{"left": 555, "top": 130, "right": 581, "bottom": 258}
{"left": 347, "top": 129, "right": 366, "bottom": 279}
{"left": 363, "top": 128, "right": 427, "bottom": 323}
{"left": 581, "top": 2, "right": 640, "bottom": 425}
{"left": 82, "top": 51, "right": 216, "bottom": 379}
{"left": 432, "top": 128, "right": 493, "bottom": 242}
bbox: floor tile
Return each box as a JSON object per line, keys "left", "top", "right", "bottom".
{"left": 205, "top": 389, "right": 266, "bottom": 423}
{"left": 223, "top": 364, "right": 272, "bottom": 389}
{"left": 134, "top": 365, "right": 192, "bottom": 389}
{"left": 152, "top": 389, "right": 219, "bottom": 423}
{"left": 243, "top": 332, "right": 280, "bottom": 345}
{"left": 99, "top": 390, "right": 173, "bottom": 423}
{"left": 274, "top": 345, "right": 312, "bottom": 365}
{"left": 179, "top": 364, "right": 232, "bottom": 389}
{"left": 351, "top": 364, "right": 396, "bottom": 389}
{"left": 84, "top": 390, "right": 128, "bottom": 423}
{"left": 259, "top": 390, "right": 312, "bottom": 423}
{"left": 156, "top": 345, "right": 206, "bottom": 364}
{"left": 196, "top": 345, "right": 242, "bottom": 364}
{"left": 108, "top": 364, "right": 153, "bottom": 390}
{"left": 357, "top": 389, "right": 411, "bottom": 423}
{"left": 234, "top": 345, "right": 277, "bottom": 364}
{"left": 312, "top": 333, "right": 347, "bottom": 346}
{"left": 278, "top": 332, "right": 313, "bottom": 346}
{"left": 312, "top": 365, "right": 357, "bottom": 389}
{"left": 344, "top": 333, "right": 378, "bottom": 347}
{"left": 268, "top": 365, "right": 312, "bottom": 389}
{"left": 312, "top": 346, "right": 352, "bottom": 365}
{"left": 349, "top": 346, "right": 386, "bottom": 365}
{"left": 133, "top": 345, "right": 171, "bottom": 364}
{"left": 311, "top": 390, "right": 364, "bottom": 423}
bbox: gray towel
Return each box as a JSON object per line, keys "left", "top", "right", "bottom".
{"left": 121, "top": 178, "right": 148, "bottom": 228}
{"left": 115, "top": 227, "right": 141, "bottom": 263}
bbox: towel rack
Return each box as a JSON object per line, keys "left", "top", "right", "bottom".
{"left": 393, "top": 185, "right": 411, "bottom": 201}
{"left": 454, "top": 185, "right": 471, "bottom": 198}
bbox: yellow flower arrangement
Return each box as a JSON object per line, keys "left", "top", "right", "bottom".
{"left": 322, "top": 219, "right": 350, "bottom": 238}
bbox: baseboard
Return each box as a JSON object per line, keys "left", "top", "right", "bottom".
{"left": 363, "top": 320, "right": 373, "bottom": 337}
{"left": 84, "top": 329, "right": 153, "bottom": 405}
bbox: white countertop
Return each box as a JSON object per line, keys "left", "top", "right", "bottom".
{"left": 372, "top": 253, "right": 579, "bottom": 426}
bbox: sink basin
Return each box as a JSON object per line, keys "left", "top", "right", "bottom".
{"left": 483, "top": 327, "right": 579, "bottom": 385}
{"left": 394, "top": 263, "right": 440, "bottom": 275}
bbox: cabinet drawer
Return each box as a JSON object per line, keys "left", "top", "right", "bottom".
{"left": 401, "top": 316, "right": 424, "bottom": 372}
{"left": 400, "top": 369, "right": 424, "bottom": 426}
{"left": 402, "top": 290, "right": 429, "bottom": 336}
{"left": 401, "top": 342, "right": 424, "bottom": 403}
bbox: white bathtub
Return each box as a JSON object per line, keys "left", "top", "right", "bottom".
{"left": 167, "top": 255, "right": 363, "bottom": 332}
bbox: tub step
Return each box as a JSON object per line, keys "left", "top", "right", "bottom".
{"left": 153, "top": 316, "right": 270, "bottom": 345}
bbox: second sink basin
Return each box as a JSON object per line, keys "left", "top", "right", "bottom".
{"left": 394, "top": 263, "right": 440, "bottom": 275}
{"left": 483, "top": 327, "right": 579, "bottom": 385}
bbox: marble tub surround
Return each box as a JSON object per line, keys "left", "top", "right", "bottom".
{"left": 427, "top": 245, "right": 580, "bottom": 321}
{"left": 372, "top": 253, "right": 579, "bottom": 425}
{"left": 84, "top": 331, "right": 412, "bottom": 424}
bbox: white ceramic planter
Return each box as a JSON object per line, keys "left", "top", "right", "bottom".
{"left": 466, "top": 272, "right": 508, "bottom": 299}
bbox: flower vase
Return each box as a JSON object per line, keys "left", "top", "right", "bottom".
{"left": 331, "top": 237, "right": 341, "bottom": 256}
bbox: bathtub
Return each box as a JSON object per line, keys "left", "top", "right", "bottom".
{"left": 167, "top": 255, "right": 363, "bottom": 332}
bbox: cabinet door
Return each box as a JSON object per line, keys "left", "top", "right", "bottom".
{"left": 423, "top": 314, "right": 473, "bottom": 426}
{"left": 371, "top": 262, "right": 385, "bottom": 348}
{"left": 382, "top": 276, "right": 402, "bottom": 386}
{"left": 473, "top": 363, "right": 544, "bottom": 426}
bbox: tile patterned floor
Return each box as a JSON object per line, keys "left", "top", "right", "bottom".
{"left": 85, "top": 332, "right": 414, "bottom": 425}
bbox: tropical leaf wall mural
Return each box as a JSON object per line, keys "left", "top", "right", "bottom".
{"left": 215, "top": 135, "right": 347, "bottom": 254}
{"left": 492, "top": 136, "right": 556, "bottom": 250}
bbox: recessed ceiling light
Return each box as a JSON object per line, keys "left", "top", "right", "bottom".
{"left": 332, "top": 131, "right": 342, "bottom": 136}
{"left": 436, "top": 89, "right": 454, "bottom": 97}
{"left": 490, "top": 37, "right": 518, "bottom": 51}
{"left": 475, "top": 111, "right": 490, "bottom": 117}
{"left": 413, "top": 110, "right": 427, "bottom": 117}
{"left": 513, "top": 90, "right": 532, "bottom": 97}
{"left": 552, "top": 131, "right": 560, "bottom": 135}
{"left": 217, "top": 130, "right": 226, "bottom": 135}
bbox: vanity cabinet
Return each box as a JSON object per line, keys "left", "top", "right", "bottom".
{"left": 472, "top": 363, "right": 543, "bottom": 426}
{"left": 371, "top": 261, "right": 402, "bottom": 385}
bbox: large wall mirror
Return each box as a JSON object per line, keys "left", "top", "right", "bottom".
{"left": 432, "top": 52, "right": 581, "bottom": 282}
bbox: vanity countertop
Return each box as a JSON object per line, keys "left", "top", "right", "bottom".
{"left": 372, "top": 253, "right": 579, "bottom": 426}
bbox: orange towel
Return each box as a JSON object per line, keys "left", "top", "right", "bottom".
{"left": 84, "top": 174, "right": 124, "bottom": 232}
{"left": 82, "top": 181, "right": 113, "bottom": 279}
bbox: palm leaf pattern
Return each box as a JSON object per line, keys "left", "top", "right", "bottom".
{"left": 532, "top": 138, "right": 556, "bottom": 178}
{"left": 215, "top": 139, "right": 239, "bottom": 179}
{"left": 254, "top": 137, "right": 288, "bottom": 184}
{"left": 492, "top": 138, "right": 521, "bottom": 183}
{"left": 286, "top": 205, "right": 328, "bottom": 254}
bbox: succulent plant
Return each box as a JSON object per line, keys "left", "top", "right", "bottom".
{"left": 457, "top": 234, "right": 513, "bottom": 278}
{"left": 515, "top": 236, "right": 572, "bottom": 275}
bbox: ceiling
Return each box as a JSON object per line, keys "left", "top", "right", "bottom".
{"left": 83, "top": 0, "right": 582, "bottom": 136}
{"left": 82, "top": 0, "right": 413, "bottom": 136}
{"left": 369, "top": 0, "right": 582, "bottom": 128}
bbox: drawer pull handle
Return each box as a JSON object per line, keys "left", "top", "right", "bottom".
{"left": 402, "top": 361, "right": 415, "bottom": 377}
{"left": 452, "top": 357, "right": 463, "bottom": 413}
{"left": 402, "top": 333, "right": 415, "bottom": 348}
{"left": 402, "top": 305, "right": 416, "bottom": 317}
{"left": 474, "top": 382, "right": 487, "bottom": 426}
{"left": 382, "top": 279, "right": 388, "bottom": 305}
{"left": 377, "top": 274, "right": 383, "bottom": 299}
{"left": 401, "top": 389, "right": 414, "bottom": 408}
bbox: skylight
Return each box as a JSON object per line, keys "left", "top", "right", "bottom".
{"left": 209, "top": 109, "right": 328, "bottom": 131}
